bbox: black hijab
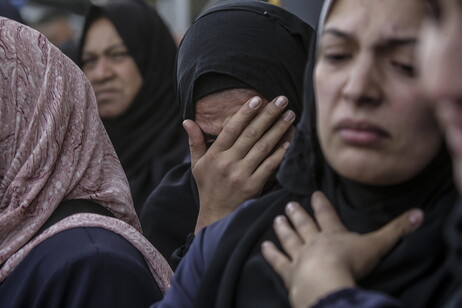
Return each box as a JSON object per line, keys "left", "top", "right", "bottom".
{"left": 194, "top": 1, "right": 459, "bottom": 307}
{"left": 176, "top": 0, "right": 312, "bottom": 121}
{"left": 78, "top": 0, "right": 187, "bottom": 214}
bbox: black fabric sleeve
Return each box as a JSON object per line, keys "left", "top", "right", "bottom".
{"left": 170, "top": 232, "right": 196, "bottom": 270}
{"left": 140, "top": 162, "right": 200, "bottom": 265}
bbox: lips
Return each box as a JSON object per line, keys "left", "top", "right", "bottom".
{"left": 336, "top": 119, "right": 390, "bottom": 145}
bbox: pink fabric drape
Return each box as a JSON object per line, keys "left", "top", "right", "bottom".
{"left": 0, "top": 17, "right": 172, "bottom": 292}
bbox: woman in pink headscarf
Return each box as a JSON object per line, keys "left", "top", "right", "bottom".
{"left": 0, "top": 17, "right": 172, "bottom": 307}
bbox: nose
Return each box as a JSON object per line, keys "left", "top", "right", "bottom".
{"left": 342, "top": 55, "right": 382, "bottom": 107}
{"left": 89, "top": 57, "right": 114, "bottom": 83}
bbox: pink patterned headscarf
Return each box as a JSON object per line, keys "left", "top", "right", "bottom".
{"left": 0, "top": 18, "right": 172, "bottom": 291}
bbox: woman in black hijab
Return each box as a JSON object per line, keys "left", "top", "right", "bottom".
{"left": 150, "top": 0, "right": 460, "bottom": 307}
{"left": 78, "top": 0, "right": 187, "bottom": 214}
{"left": 263, "top": 0, "right": 462, "bottom": 307}
{"left": 140, "top": 0, "right": 312, "bottom": 265}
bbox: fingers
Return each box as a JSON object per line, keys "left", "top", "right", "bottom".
{"left": 183, "top": 120, "right": 207, "bottom": 168}
{"left": 261, "top": 241, "right": 292, "bottom": 286}
{"left": 367, "top": 209, "right": 424, "bottom": 259}
{"left": 244, "top": 107, "right": 296, "bottom": 167}
{"left": 284, "top": 202, "right": 319, "bottom": 239}
{"left": 233, "top": 96, "right": 293, "bottom": 157}
{"left": 273, "top": 214, "right": 304, "bottom": 259}
{"left": 311, "top": 191, "right": 347, "bottom": 233}
{"left": 251, "top": 141, "right": 290, "bottom": 186}
{"left": 212, "top": 96, "right": 263, "bottom": 152}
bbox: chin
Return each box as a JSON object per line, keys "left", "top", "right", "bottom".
{"left": 338, "top": 168, "right": 386, "bottom": 185}
{"left": 330, "top": 156, "right": 400, "bottom": 186}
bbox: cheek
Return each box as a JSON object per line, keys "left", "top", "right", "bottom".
{"left": 315, "top": 64, "right": 345, "bottom": 151}
{"left": 314, "top": 66, "right": 339, "bottom": 143}
{"left": 122, "top": 65, "right": 143, "bottom": 100}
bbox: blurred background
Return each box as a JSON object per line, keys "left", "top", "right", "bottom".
{"left": 2, "top": 0, "right": 209, "bottom": 46}
{"left": 0, "top": 0, "right": 317, "bottom": 62}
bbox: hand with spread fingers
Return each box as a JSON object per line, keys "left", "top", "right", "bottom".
{"left": 261, "top": 191, "right": 424, "bottom": 308}
{"left": 183, "top": 95, "right": 296, "bottom": 234}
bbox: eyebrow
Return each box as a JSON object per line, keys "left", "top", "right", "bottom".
{"left": 322, "top": 28, "right": 417, "bottom": 48}
{"left": 322, "top": 28, "right": 353, "bottom": 40}
{"left": 82, "top": 43, "right": 127, "bottom": 57}
{"left": 379, "top": 38, "right": 417, "bottom": 48}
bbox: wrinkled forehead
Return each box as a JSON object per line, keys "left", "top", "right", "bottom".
{"left": 317, "top": 0, "right": 424, "bottom": 49}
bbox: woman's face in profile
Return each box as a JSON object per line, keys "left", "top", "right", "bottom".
{"left": 315, "top": 0, "right": 442, "bottom": 185}
{"left": 81, "top": 17, "right": 143, "bottom": 119}
{"left": 419, "top": 0, "right": 462, "bottom": 189}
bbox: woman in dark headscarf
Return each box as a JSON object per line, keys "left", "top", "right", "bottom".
{"left": 263, "top": 0, "right": 462, "bottom": 307}
{"left": 78, "top": 0, "right": 187, "bottom": 214}
{"left": 0, "top": 17, "right": 171, "bottom": 307}
{"left": 140, "top": 0, "right": 312, "bottom": 266}
{"left": 150, "top": 0, "right": 460, "bottom": 307}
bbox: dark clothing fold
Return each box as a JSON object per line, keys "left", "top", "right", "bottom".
{"left": 141, "top": 163, "right": 199, "bottom": 263}
{"left": 78, "top": 0, "right": 187, "bottom": 213}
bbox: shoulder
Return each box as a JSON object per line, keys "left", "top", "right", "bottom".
{"left": 0, "top": 228, "right": 162, "bottom": 308}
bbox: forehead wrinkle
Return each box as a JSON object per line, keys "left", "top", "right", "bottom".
{"left": 322, "top": 23, "right": 420, "bottom": 51}
{"left": 325, "top": 0, "right": 424, "bottom": 40}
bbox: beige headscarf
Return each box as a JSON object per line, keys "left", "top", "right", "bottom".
{"left": 0, "top": 17, "right": 172, "bottom": 292}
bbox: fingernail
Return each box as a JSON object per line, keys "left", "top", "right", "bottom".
{"left": 283, "top": 110, "right": 295, "bottom": 122}
{"left": 274, "top": 215, "right": 284, "bottom": 225}
{"left": 282, "top": 141, "right": 290, "bottom": 149}
{"left": 409, "top": 210, "right": 423, "bottom": 225}
{"left": 286, "top": 202, "right": 296, "bottom": 213}
{"left": 275, "top": 96, "right": 288, "bottom": 108}
{"left": 312, "top": 194, "right": 324, "bottom": 212}
{"left": 248, "top": 97, "right": 262, "bottom": 109}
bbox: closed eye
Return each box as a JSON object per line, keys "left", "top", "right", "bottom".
{"left": 391, "top": 61, "right": 416, "bottom": 77}
{"left": 202, "top": 131, "right": 218, "bottom": 148}
{"left": 324, "top": 53, "right": 352, "bottom": 63}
